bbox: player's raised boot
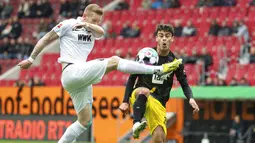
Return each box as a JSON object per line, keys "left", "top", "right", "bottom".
{"left": 162, "top": 59, "right": 182, "bottom": 74}
{"left": 132, "top": 121, "right": 147, "bottom": 139}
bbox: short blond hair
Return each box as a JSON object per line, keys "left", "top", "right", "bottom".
{"left": 83, "top": 4, "right": 104, "bottom": 17}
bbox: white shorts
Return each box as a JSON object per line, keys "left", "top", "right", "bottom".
{"left": 61, "top": 59, "right": 108, "bottom": 113}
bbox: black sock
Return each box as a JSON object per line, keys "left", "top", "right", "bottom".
{"left": 133, "top": 94, "right": 147, "bottom": 124}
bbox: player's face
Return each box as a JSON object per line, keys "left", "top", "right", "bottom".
{"left": 85, "top": 12, "right": 102, "bottom": 25}
{"left": 156, "top": 30, "right": 174, "bottom": 51}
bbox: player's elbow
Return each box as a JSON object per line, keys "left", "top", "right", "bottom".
{"left": 41, "top": 30, "right": 58, "bottom": 43}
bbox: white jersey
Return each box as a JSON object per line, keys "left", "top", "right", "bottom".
{"left": 53, "top": 17, "right": 99, "bottom": 64}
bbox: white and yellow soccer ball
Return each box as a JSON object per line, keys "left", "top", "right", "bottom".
{"left": 135, "top": 47, "right": 159, "bottom": 65}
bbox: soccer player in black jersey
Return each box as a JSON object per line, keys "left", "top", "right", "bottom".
{"left": 119, "top": 24, "right": 199, "bottom": 142}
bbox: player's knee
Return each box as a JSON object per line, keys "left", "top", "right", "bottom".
{"left": 153, "top": 132, "right": 165, "bottom": 143}
{"left": 137, "top": 88, "right": 150, "bottom": 97}
{"left": 107, "top": 56, "right": 121, "bottom": 69}
{"left": 153, "top": 127, "right": 165, "bottom": 143}
{"left": 78, "top": 119, "right": 92, "bottom": 128}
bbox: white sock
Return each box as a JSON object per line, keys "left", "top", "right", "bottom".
{"left": 117, "top": 59, "right": 163, "bottom": 74}
{"left": 58, "top": 121, "right": 87, "bottom": 143}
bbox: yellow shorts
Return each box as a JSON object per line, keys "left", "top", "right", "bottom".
{"left": 130, "top": 88, "right": 167, "bottom": 135}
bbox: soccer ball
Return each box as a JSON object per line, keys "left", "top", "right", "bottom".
{"left": 135, "top": 47, "right": 159, "bottom": 65}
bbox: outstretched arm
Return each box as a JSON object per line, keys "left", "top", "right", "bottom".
{"left": 175, "top": 64, "right": 193, "bottom": 100}
{"left": 122, "top": 74, "right": 138, "bottom": 103}
{"left": 31, "top": 30, "right": 59, "bottom": 59}
{"left": 175, "top": 64, "right": 199, "bottom": 114}
{"left": 119, "top": 74, "right": 138, "bottom": 114}
{"left": 18, "top": 30, "right": 59, "bottom": 69}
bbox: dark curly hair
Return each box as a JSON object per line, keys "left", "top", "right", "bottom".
{"left": 156, "top": 24, "right": 174, "bottom": 36}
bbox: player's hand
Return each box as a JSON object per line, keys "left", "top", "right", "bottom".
{"left": 18, "top": 59, "right": 32, "bottom": 69}
{"left": 189, "top": 98, "right": 199, "bottom": 114}
{"left": 119, "top": 102, "right": 129, "bottom": 115}
{"left": 73, "top": 22, "right": 90, "bottom": 29}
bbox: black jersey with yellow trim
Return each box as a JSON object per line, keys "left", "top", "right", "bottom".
{"left": 123, "top": 50, "right": 193, "bottom": 107}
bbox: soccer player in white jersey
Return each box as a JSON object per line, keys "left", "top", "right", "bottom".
{"left": 18, "top": 4, "right": 182, "bottom": 143}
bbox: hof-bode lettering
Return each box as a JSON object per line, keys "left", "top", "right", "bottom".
{"left": 0, "top": 87, "right": 130, "bottom": 119}
{"left": 0, "top": 87, "right": 74, "bottom": 115}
